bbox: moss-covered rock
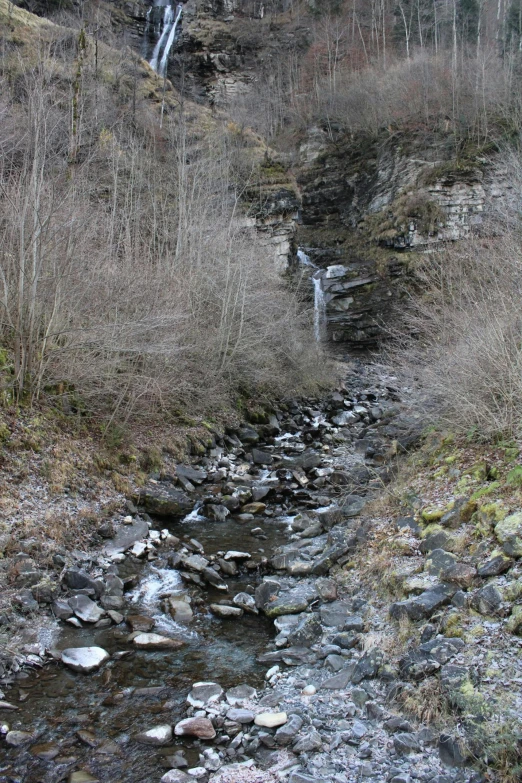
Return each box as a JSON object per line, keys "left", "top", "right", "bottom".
{"left": 494, "top": 512, "right": 522, "bottom": 558}
{"left": 506, "top": 605, "right": 522, "bottom": 635}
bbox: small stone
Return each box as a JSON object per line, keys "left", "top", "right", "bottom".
{"left": 226, "top": 708, "right": 254, "bottom": 723}
{"left": 187, "top": 682, "right": 223, "bottom": 708}
{"left": 301, "top": 684, "right": 316, "bottom": 695}
{"left": 135, "top": 725, "right": 173, "bottom": 745}
{"left": 6, "top": 730, "right": 34, "bottom": 746}
{"left": 68, "top": 595, "right": 105, "bottom": 624}
{"left": 133, "top": 633, "right": 184, "bottom": 650}
{"left": 233, "top": 592, "right": 258, "bottom": 614}
{"left": 61, "top": 647, "right": 110, "bottom": 673}
{"left": 254, "top": 712, "right": 287, "bottom": 728}
{"left": 293, "top": 729, "right": 322, "bottom": 753}
{"left": 210, "top": 604, "right": 243, "bottom": 618}
{"left": 69, "top": 774, "right": 99, "bottom": 783}
{"left": 160, "top": 772, "right": 192, "bottom": 783}
{"left": 174, "top": 717, "right": 216, "bottom": 739}
{"left": 225, "top": 684, "right": 256, "bottom": 705}
{"left": 30, "top": 742, "right": 60, "bottom": 760}
{"left": 126, "top": 614, "right": 155, "bottom": 632}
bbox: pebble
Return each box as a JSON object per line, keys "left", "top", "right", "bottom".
{"left": 174, "top": 717, "right": 216, "bottom": 739}
{"left": 135, "top": 725, "right": 173, "bottom": 745}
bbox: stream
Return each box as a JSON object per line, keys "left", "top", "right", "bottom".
{"left": 0, "top": 364, "right": 405, "bottom": 783}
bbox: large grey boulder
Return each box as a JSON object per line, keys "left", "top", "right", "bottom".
{"left": 138, "top": 483, "right": 192, "bottom": 517}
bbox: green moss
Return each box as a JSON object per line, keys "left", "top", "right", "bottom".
{"left": 506, "top": 465, "right": 522, "bottom": 486}
{"left": 471, "top": 481, "right": 501, "bottom": 501}
{"left": 421, "top": 507, "right": 445, "bottom": 523}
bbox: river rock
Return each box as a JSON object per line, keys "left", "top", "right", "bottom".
{"left": 252, "top": 449, "right": 273, "bottom": 465}
{"left": 240, "top": 503, "right": 266, "bottom": 515}
{"left": 174, "top": 717, "right": 216, "bottom": 739}
{"left": 477, "top": 554, "right": 513, "bottom": 577}
{"left": 263, "top": 584, "right": 316, "bottom": 618}
{"left": 104, "top": 518, "right": 150, "bottom": 555}
{"left": 254, "top": 712, "right": 287, "bottom": 728}
{"left": 161, "top": 772, "right": 192, "bottom": 783}
{"left": 206, "top": 504, "right": 230, "bottom": 522}
{"left": 187, "top": 682, "right": 223, "bottom": 708}
{"left": 30, "top": 742, "right": 60, "bottom": 759}
{"left": 210, "top": 604, "right": 243, "bottom": 618}
{"left": 224, "top": 550, "right": 251, "bottom": 561}
{"left": 167, "top": 598, "right": 193, "bottom": 624}
{"left": 127, "top": 614, "right": 155, "bottom": 632}
{"left": 233, "top": 592, "right": 258, "bottom": 614}
{"left": 176, "top": 464, "right": 207, "bottom": 485}
{"left": 390, "top": 584, "right": 454, "bottom": 621}
{"left": 69, "top": 773, "right": 99, "bottom": 783}
{"left": 226, "top": 708, "right": 254, "bottom": 723}
{"left": 275, "top": 714, "right": 303, "bottom": 745}
{"left": 139, "top": 483, "right": 192, "bottom": 517}
{"left": 6, "top": 730, "right": 34, "bottom": 746}
{"left": 52, "top": 598, "right": 74, "bottom": 620}
{"left": 225, "top": 684, "right": 256, "bottom": 705}
{"left": 133, "top": 633, "right": 184, "bottom": 650}
{"left": 61, "top": 647, "right": 110, "bottom": 673}
{"left": 135, "top": 724, "right": 173, "bottom": 745}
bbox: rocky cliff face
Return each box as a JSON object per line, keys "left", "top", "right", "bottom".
{"left": 295, "top": 124, "right": 515, "bottom": 348}
{"left": 17, "top": 0, "right": 515, "bottom": 349}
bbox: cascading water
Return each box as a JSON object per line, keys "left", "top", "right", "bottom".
{"left": 148, "top": 2, "right": 183, "bottom": 77}
{"left": 297, "top": 247, "right": 316, "bottom": 268}
{"left": 313, "top": 271, "right": 327, "bottom": 342}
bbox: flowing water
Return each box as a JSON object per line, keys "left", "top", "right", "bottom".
{"left": 148, "top": 2, "right": 183, "bottom": 76}
{"left": 0, "top": 512, "right": 295, "bottom": 782}
{"left": 313, "top": 272, "right": 327, "bottom": 342}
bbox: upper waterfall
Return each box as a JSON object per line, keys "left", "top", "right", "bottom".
{"left": 148, "top": 2, "right": 183, "bottom": 78}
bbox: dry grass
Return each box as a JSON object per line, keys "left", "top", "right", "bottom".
{"left": 398, "top": 677, "right": 448, "bottom": 725}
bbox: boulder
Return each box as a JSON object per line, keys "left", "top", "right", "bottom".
{"left": 167, "top": 598, "right": 193, "bottom": 624}
{"left": 139, "top": 484, "right": 192, "bottom": 517}
{"left": 133, "top": 633, "right": 184, "bottom": 650}
{"left": 390, "top": 584, "right": 454, "bottom": 621}
{"left": 135, "top": 725, "right": 173, "bottom": 745}
{"left": 61, "top": 647, "right": 110, "bottom": 673}
{"left": 68, "top": 595, "right": 105, "bottom": 624}
{"left": 174, "top": 717, "right": 216, "bottom": 739}
{"left": 477, "top": 555, "right": 513, "bottom": 577}
{"left": 176, "top": 464, "right": 207, "bottom": 485}
{"left": 472, "top": 584, "right": 503, "bottom": 615}
{"left": 104, "top": 519, "right": 150, "bottom": 555}
{"left": 494, "top": 512, "right": 522, "bottom": 557}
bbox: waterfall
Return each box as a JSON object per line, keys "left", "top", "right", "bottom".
{"left": 149, "top": 5, "right": 174, "bottom": 72}
{"left": 159, "top": 3, "right": 183, "bottom": 76}
{"left": 297, "top": 248, "right": 316, "bottom": 268}
{"left": 313, "top": 272, "right": 327, "bottom": 343}
{"left": 148, "top": 3, "right": 183, "bottom": 77}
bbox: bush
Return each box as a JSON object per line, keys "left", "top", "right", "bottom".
{"left": 393, "top": 229, "right": 522, "bottom": 439}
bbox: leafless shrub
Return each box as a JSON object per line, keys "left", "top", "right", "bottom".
{"left": 393, "top": 228, "right": 522, "bottom": 439}
{"left": 0, "top": 44, "right": 326, "bottom": 421}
